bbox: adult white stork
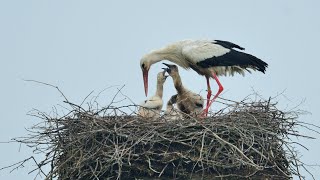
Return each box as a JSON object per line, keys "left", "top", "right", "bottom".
{"left": 140, "top": 39, "right": 268, "bottom": 116}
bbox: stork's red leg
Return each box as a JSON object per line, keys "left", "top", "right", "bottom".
{"left": 202, "top": 73, "right": 224, "bottom": 117}
{"left": 202, "top": 76, "right": 212, "bottom": 117}
{"left": 208, "top": 73, "right": 224, "bottom": 108}
{"left": 206, "top": 76, "right": 212, "bottom": 109}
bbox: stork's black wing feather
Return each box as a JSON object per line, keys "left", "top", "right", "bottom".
{"left": 214, "top": 40, "right": 245, "bottom": 50}
{"left": 167, "top": 94, "right": 178, "bottom": 105}
{"left": 196, "top": 49, "right": 268, "bottom": 73}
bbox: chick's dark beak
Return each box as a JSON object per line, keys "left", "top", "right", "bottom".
{"left": 162, "top": 69, "right": 169, "bottom": 79}
{"left": 162, "top": 67, "right": 171, "bottom": 74}
{"left": 162, "top": 62, "right": 173, "bottom": 68}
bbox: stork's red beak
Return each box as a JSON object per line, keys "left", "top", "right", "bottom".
{"left": 143, "top": 69, "right": 149, "bottom": 97}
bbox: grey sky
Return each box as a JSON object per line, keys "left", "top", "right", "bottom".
{"left": 1, "top": 1, "right": 319, "bottom": 179}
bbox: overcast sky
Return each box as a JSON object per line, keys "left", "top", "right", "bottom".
{"left": 1, "top": 1, "right": 319, "bottom": 179}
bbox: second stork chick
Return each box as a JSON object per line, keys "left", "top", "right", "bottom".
{"left": 138, "top": 70, "right": 167, "bottom": 118}
{"left": 163, "top": 63, "right": 204, "bottom": 117}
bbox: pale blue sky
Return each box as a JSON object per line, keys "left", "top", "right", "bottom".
{"left": 1, "top": 1, "right": 319, "bottom": 179}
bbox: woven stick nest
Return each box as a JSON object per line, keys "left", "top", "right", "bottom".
{"left": 6, "top": 88, "right": 316, "bottom": 180}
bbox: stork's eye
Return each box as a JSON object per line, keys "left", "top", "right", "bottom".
{"left": 142, "top": 63, "right": 145, "bottom": 69}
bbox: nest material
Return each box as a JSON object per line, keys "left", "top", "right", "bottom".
{"left": 11, "top": 96, "right": 312, "bottom": 180}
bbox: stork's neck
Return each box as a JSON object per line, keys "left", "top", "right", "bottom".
{"left": 172, "top": 74, "right": 186, "bottom": 94}
{"left": 155, "top": 81, "right": 164, "bottom": 98}
{"left": 146, "top": 46, "right": 188, "bottom": 69}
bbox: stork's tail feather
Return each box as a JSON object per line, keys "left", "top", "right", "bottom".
{"left": 197, "top": 50, "right": 268, "bottom": 74}
{"left": 247, "top": 54, "right": 268, "bottom": 73}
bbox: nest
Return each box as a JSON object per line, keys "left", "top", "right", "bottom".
{"left": 7, "top": 93, "right": 315, "bottom": 180}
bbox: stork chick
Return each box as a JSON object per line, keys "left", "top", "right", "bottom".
{"left": 163, "top": 63, "right": 204, "bottom": 117}
{"left": 138, "top": 70, "right": 167, "bottom": 118}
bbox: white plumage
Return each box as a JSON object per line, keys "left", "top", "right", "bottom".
{"left": 181, "top": 40, "right": 230, "bottom": 63}
{"left": 138, "top": 96, "right": 163, "bottom": 118}
{"left": 138, "top": 71, "right": 167, "bottom": 118}
{"left": 140, "top": 39, "right": 268, "bottom": 116}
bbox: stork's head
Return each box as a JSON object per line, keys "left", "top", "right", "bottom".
{"left": 140, "top": 47, "right": 174, "bottom": 96}
{"left": 162, "top": 63, "right": 179, "bottom": 77}
{"left": 140, "top": 52, "right": 164, "bottom": 96}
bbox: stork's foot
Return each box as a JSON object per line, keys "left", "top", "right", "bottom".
{"left": 200, "top": 108, "right": 209, "bottom": 118}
